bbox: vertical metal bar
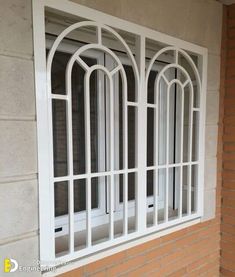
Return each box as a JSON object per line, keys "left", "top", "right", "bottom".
{"left": 97, "top": 25, "right": 102, "bottom": 45}
{"left": 33, "top": 0, "right": 55, "bottom": 261}
{"left": 153, "top": 83, "right": 159, "bottom": 225}
{"left": 153, "top": 169, "right": 158, "bottom": 225}
{"left": 109, "top": 77, "right": 114, "bottom": 240}
{"left": 66, "top": 64, "right": 75, "bottom": 253}
{"left": 123, "top": 173, "right": 128, "bottom": 235}
{"left": 197, "top": 51, "right": 207, "bottom": 217}
{"left": 165, "top": 84, "right": 170, "bottom": 222}
{"left": 179, "top": 87, "right": 184, "bottom": 218}
{"left": 136, "top": 35, "right": 147, "bottom": 232}
{"left": 187, "top": 166, "right": 192, "bottom": 215}
{"left": 86, "top": 179, "right": 92, "bottom": 247}
{"left": 85, "top": 71, "right": 92, "bottom": 247}
{"left": 175, "top": 49, "right": 179, "bottom": 64}
{"left": 121, "top": 70, "right": 128, "bottom": 235}
{"left": 187, "top": 84, "right": 193, "bottom": 215}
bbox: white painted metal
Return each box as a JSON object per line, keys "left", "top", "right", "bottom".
{"left": 120, "top": 68, "right": 129, "bottom": 236}
{"left": 33, "top": 0, "right": 207, "bottom": 266}
{"left": 165, "top": 84, "right": 170, "bottom": 222}
{"left": 84, "top": 70, "right": 92, "bottom": 247}
{"left": 65, "top": 53, "right": 75, "bottom": 253}
{"left": 179, "top": 86, "right": 185, "bottom": 218}
{"left": 197, "top": 53, "right": 207, "bottom": 217}
{"left": 33, "top": 0, "right": 55, "bottom": 262}
{"left": 153, "top": 75, "right": 159, "bottom": 225}
{"left": 108, "top": 71, "right": 114, "bottom": 240}
{"left": 136, "top": 35, "right": 147, "bottom": 232}
{"left": 146, "top": 47, "right": 200, "bottom": 225}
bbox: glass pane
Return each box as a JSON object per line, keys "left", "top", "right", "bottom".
{"left": 147, "top": 70, "right": 158, "bottom": 104}
{"left": 158, "top": 168, "right": 166, "bottom": 223}
{"left": 123, "top": 64, "right": 136, "bottom": 102}
{"left": 183, "top": 86, "right": 190, "bottom": 162}
{"left": 50, "top": 51, "right": 70, "bottom": 95}
{"left": 192, "top": 112, "right": 199, "bottom": 161}
{"left": 119, "top": 172, "right": 135, "bottom": 202}
{"left": 118, "top": 72, "right": 136, "bottom": 169}
{"left": 54, "top": 182, "right": 69, "bottom": 256}
{"left": 114, "top": 174, "right": 124, "bottom": 238}
{"left": 147, "top": 170, "right": 154, "bottom": 197}
{"left": 74, "top": 178, "right": 98, "bottom": 213}
{"left": 52, "top": 100, "right": 68, "bottom": 177}
{"left": 91, "top": 176, "right": 108, "bottom": 245}
{"left": 182, "top": 166, "right": 188, "bottom": 216}
{"left": 74, "top": 179, "right": 86, "bottom": 213}
{"left": 147, "top": 108, "right": 154, "bottom": 167}
{"left": 178, "top": 53, "right": 200, "bottom": 108}
{"left": 54, "top": 181, "right": 68, "bottom": 217}
{"left": 115, "top": 72, "right": 124, "bottom": 171}
{"left": 89, "top": 70, "right": 99, "bottom": 173}
{"left": 191, "top": 165, "right": 198, "bottom": 213}
{"left": 74, "top": 177, "right": 100, "bottom": 251}
{"left": 158, "top": 79, "right": 168, "bottom": 165}
{"left": 72, "top": 56, "right": 98, "bottom": 175}
{"left": 128, "top": 106, "right": 136, "bottom": 169}
{"left": 146, "top": 170, "right": 154, "bottom": 227}
{"left": 168, "top": 167, "right": 180, "bottom": 221}
{"left": 169, "top": 84, "right": 182, "bottom": 164}
{"left": 193, "top": 85, "right": 200, "bottom": 108}
{"left": 128, "top": 172, "right": 136, "bottom": 233}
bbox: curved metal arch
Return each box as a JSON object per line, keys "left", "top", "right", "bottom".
{"left": 154, "top": 63, "right": 194, "bottom": 102}
{"left": 66, "top": 43, "right": 123, "bottom": 74}
{"left": 146, "top": 46, "right": 201, "bottom": 93}
{"left": 65, "top": 43, "right": 128, "bottom": 99}
{"left": 47, "top": 21, "right": 139, "bottom": 83}
{"left": 167, "top": 79, "right": 186, "bottom": 91}
{"left": 87, "top": 64, "right": 116, "bottom": 77}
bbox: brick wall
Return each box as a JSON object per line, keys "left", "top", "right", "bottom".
{"left": 60, "top": 219, "right": 221, "bottom": 276}
{"left": 221, "top": 4, "right": 235, "bottom": 276}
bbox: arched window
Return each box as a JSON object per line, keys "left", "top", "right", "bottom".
{"left": 33, "top": 1, "right": 207, "bottom": 265}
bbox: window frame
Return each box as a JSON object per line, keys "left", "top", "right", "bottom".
{"left": 33, "top": 0, "right": 207, "bottom": 266}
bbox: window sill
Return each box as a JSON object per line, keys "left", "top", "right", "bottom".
{"left": 55, "top": 208, "right": 179, "bottom": 254}
{"left": 43, "top": 216, "right": 201, "bottom": 277}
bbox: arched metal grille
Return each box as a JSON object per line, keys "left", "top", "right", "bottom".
{"left": 146, "top": 48, "right": 201, "bottom": 228}
{"left": 33, "top": 1, "right": 207, "bottom": 264}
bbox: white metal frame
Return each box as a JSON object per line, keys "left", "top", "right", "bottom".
{"left": 50, "top": 40, "right": 166, "bottom": 236}
{"left": 33, "top": 0, "right": 207, "bottom": 266}
{"left": 47, "top": 39, "right": 108, "bottom": 236}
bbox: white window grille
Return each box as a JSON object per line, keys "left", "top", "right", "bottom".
{"left": 33, "top": 0, "right": 207, "bottom": 265}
